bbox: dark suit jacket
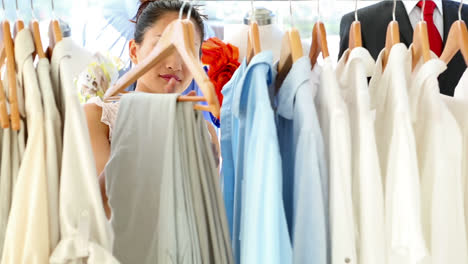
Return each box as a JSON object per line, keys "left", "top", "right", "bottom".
{"left": 339, "top": 0, "right": 468, "bottom": 96}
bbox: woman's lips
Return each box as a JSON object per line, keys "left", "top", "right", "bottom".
{"left": 159, "top": 74, "right": 181, "bottom": 82}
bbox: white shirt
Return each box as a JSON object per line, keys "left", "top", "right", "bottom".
{"left": 454, "top": 69, "right": 468, "bottom": 99}
{"left": 369, "top": 43, "right": 427, "bottom": 264}
{"left": 336, "top": 48, "right": 386, "bottom": 264}
{"left": 444, "top": 75, "right": 468, "bottom": 247}
{"left": 314, "top": 57, "right": 357, "bottom": 264}
{"left": 49, "top": 38, "right": 118, "bottom": 263}
{"left": 403, "top": 0, "right": 444, "bottom": 40}
{"left": 1, "top": 28, "right": 49, "bottom": 264}
{"left": 410, "top": 57, "right": 468, "bottom": 264}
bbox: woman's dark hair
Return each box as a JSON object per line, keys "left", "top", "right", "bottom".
{"left": 133, "top": 0, "right": 206, "bottom": 44}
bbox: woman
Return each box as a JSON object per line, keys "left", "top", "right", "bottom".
{"left": 84, "top": 0, "right": 217, "bottom": 217}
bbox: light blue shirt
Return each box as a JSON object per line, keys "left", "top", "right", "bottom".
{"left": 275, "top": 57, "right": 328, "bottom": 263}
{"left": 228, "top": 51, "right": 292, "bottom": 264}
{"left": 220, "top": 59, "right": 247, "bottom": 237}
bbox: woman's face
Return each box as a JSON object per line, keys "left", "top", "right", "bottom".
{"left": 129, "top": 11, "right": 202, "bottom": 94}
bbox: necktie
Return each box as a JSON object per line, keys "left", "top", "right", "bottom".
{"left": 417, "top": 0, "right": 443, "bottom": 56}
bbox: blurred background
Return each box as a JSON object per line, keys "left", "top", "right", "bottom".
{"left": 6, "top": 0, "right": 384, "bottom": 66}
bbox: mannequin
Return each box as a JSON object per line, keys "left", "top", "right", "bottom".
{"left": 224, "top": 7, "right": 284, "bottom": 62}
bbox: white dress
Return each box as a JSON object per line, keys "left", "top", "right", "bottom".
{"left": 369, "top": 44, "right": 427, "bottom": 264}
{"left": 1, "top": 28, "right": 49, "bottom": 264}
{"left": 336, "top": 48, "right": 386, "bottom": 264}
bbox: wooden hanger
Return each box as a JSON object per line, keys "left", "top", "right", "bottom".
{"left": 348, "top": 0, "right": 362, "bottom": 57}
{"left": 47, "top": 18, "right": 62, "bottom": 58}
{"left": 411, "top": 21, "right": 431, "bottom": 70}
{"left": 30, "top": 0, "right": 46, "bottom": 59}
{"left": 382, "top": 0, "right": 400, "bottom": 70}
{"left": 277, "top": 0, "right": 303, "bottom": 82}
{"left": 30, "top": 20, "right": 46, "bottom": 59}
{"left": 440, "top": 20, "right": 468, "bottom": 66}
{"left": 246, "top": 21, "right": 261, "bottom": 65}
{"left": 0, "top": 43, "right": 9, "bottom": 128}
{"left": 440, "top": 1, "right": 468, "bottom": 67}
{"left": 309, "top": 21, "right": 330, "bottom": 68}
{"left": 349, "top": 21, "right": 362, "bottom": 51}
{"left": 411, "top": 0, "right": 431, "bottom": 70}
{"left": 277, "top": 28, "right": 303, "bottom": 87}
{"left": 1, "top": 20, "right": 20, "bottom": 131}
{"left": 104, "top": 19, "right": 221, "bottom": 118}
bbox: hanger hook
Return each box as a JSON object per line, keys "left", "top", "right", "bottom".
{"left": 251, "top": 0, "right": 255, "bottom": 23}
{"left": 459, "top": 0, "right": 464, "bottom": 21}
{"left": 179, "top": 1, "right": 187, "bottom": 20}
{"left": 16, "top": 0, "right": 20, "bottom": 19}
{"left": 51, "top": 0, "right": 57, "bottom": 19}
{"left": 187, "top": 0, "right": 194, "bottom": 21}
{"left": 1, "top": 0, "right": 4, "bottom": 11}
{"left": 289, "top": 0, "right": 294, "bottom": 27}
{"left": 392, "top": 0, "right": 397, "bottom": 21}
{"left": 421, "top": 0, "right": 426, "bottom": 22}
{"left": 354, "top": 0, "right": 359, "bottom": 21}
{"left": 31, "top": 0, "right": 36, "bottom": 20}
{"left": 317, "top": 0, "right": 321, "bottom": 22}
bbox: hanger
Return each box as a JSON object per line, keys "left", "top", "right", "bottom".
{"left": 30, "top": 0, "right": 46, "bottom": 59}
{"left": 277, "top": 0, "right": 303, "bottom": 86}
{"left": 348, "top": 0, "right": 362, "bottom": 54}
{"left": 0, "top": 0, "right": 8, "bottom": 128}
{"left": 14, "top": 0, "right": 24, "bottom": 36}
{"left": 104, "top": 1, "right": 221, "bottom": 118}
{"left": 382, "top": 0, "right": 400, "bottom": 70}
{"left": 0, "top": 8, "right": 20, "bottom": 130}
{"left": 246, "top": 0, "right": 261, "bottom": 64}
{"left": 440, "top": 0, "right": 468, "bottom": 66}
{"left": 0, "top": 2, "right": 20, "bottom": 130}
{"left": 411, "top": 0, "right": 431, "bottom": 70}
{"left": 309, "top": 0, "right": 330, "bottom": 68}
{"left": 0, "top": 15, "right": 7, "bottom": 128}
{"left": 48, "top": 0, "right": 62, "bottom": 57}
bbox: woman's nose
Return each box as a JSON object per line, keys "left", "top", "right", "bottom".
{"left": 165, "top": 52, "right": 183, "bottom": 71}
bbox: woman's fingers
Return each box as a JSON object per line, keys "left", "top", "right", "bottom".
{"left": 186, "top": 90, "right": 197, "bottom": 96}
{"left": 163, "top": 78, "right": 177, "bottom": 93}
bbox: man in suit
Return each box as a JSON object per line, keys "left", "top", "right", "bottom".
{"left": 339, "top": 0, "right": 468, "bottom": 96}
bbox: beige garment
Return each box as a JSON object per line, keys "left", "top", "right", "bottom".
{"left": 37, "top": 58, "right": 63, "bottom": 252}
{"left": 49, "top": 38, "right": 118, "bottom": 264}
{"left": 1, "top": 29, "right": 49, "bottom": 264}
{"left": 0, "top": 128, "right": 11, "bottom": 259}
